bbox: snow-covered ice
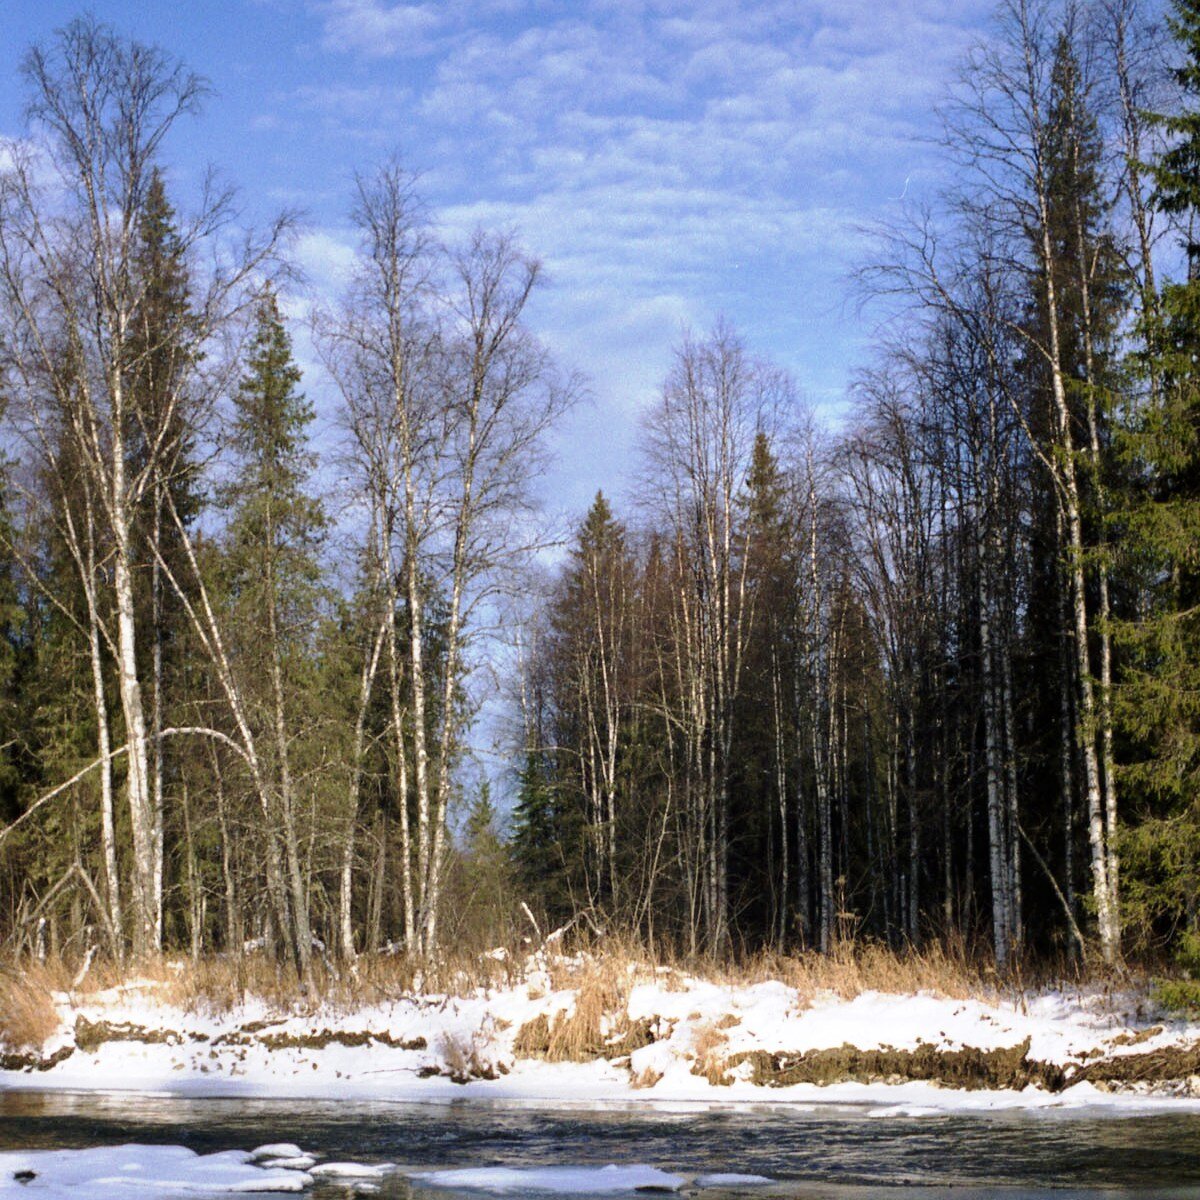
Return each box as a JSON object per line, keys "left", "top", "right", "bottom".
{"left": 310, "top": 1161, "right": 393, "bottom": 1178}
{"left": 0, "top": 1144, "right": 312, "bottom": 1196}
{"left": 412, "top": 1165, "right": 687, "bottom": 1193}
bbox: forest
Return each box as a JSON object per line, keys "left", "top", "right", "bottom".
{"left": 0, "top": 0, "right": 1198, "bottom": 992}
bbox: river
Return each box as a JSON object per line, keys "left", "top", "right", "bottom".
{"left": 1, "top": 1090, "right": 1199, "bottom": 1198}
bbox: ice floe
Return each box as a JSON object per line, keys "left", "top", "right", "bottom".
{"left": 310, "top": 1161, "right": 393, "bottom": 1178}
{"left": 412, "top": 1164, "right": 687, "bottom": 1193}
{"left": 0, "top": 1143, "right": 311, "bottom": 1195}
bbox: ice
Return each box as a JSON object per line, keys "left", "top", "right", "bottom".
{"left": 0, "top": 1144, "right": 312, "bottom": 1196}
{"left": 251, "top": 1143, "right": 306, "bottom": 1160}
{"left": 413, "top": 1164, "right": 687, "bottom": 1193}
{"left": 694, "top": 1175, "right": 773, "bottom": 1187}
{"left": 310, "top": 1161, "right": 393, "bottom": 1178}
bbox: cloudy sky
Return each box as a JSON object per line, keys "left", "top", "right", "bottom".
{"left": 0, "top": 0, "right": 999, "bottom": 514}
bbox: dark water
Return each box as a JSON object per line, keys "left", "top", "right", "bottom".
{"left": 1, "top": 1091, "right": 1199, "bottom": 1198}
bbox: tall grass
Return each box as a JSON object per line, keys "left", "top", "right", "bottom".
{"left": 0, "top": 962, "right": 63, "bottom": 1051}
{"left": 0, "top": 932, "right": 1139, "bottom": 1039}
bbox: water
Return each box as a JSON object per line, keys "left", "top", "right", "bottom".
{"left": 1, "top": 1090, "right": 1199, "bottom": 1198}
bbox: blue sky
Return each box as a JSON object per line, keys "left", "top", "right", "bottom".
{"left": 1, "top": 0, "right": 999, "bottom": 515}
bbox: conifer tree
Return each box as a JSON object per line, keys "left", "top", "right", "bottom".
{"left": 128, "top": 167, "right": 202, "bottom": 945}
{"left": 1116, "top": 0, "right": 1200, "bottom": 950}
{"left": 223, "top": 291, "right": 327, "bottom": 978}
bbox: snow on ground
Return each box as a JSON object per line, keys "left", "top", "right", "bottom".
{"left": 3, "top": 955, "right": 1199, "bottom": 1111}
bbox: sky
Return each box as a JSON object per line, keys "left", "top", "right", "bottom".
{"left": 0, "top": 0, "right": 1002, "bottom": 519}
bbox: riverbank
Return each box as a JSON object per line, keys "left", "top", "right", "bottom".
{"left": 2, "top": 949, "right": 1199, "bottom": 1110}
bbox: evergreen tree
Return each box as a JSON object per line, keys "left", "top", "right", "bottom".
{"left": 1117, "top": 0, "right": 1200, "bottom": 956}
{"left": 128, "top": 167, "right": 202, "bottom": 946}
{"left": 729, "top": 433, "right": 795, "bottom": 943}
{"left": 510, "top": 748, "right": 582, "bottom": 930}
{"left": 222, "top": 290, "right": 327, "bottom": 976}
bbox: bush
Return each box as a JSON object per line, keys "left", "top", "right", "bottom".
{"left": 1154, "top": 931, "right": 1200, "bottom": 1018}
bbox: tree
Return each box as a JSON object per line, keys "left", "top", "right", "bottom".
{"left": 641, "top": 321, "right": 787, "bottom": 954}
{"left": 1115, "top": 0, "right": 1200, "bottom": 954}
{"left": 323, "top": 162, "right": 576, "bottom": 957}
{"left": 222, "top": 290, "right": 327, "bottom": 979}
{"left": 542, "top": 492, "right": 637, "bottom": 918}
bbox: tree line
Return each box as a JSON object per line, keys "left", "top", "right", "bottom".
{"left": 1, "top": 0, "right": 1198, "bottom": 980}
{"left": 512, "top": 0, "right": 1200, "bottom": 976}
{"left": 0, "top": 17, "right": 571, "bottom": 978}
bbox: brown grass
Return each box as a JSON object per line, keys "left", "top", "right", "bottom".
{"left": 0, "top": 932, "right": 1148, "bottom": 1035}
{"left": 0, "top": 963, "right": 61, "bottom": 1051}
{"left": 690, "top": 1020, "right": 730, "bottom": 1085}
{"left": 514, "top": 954, "right": 639, "bottom": 1061}
{"left": 742, "top": 940, "right": 990, "bottom": 1006}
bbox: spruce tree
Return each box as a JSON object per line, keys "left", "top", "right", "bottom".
{"left": 128, "top": 168, "right": 202, "bottom": 947}
{"left": 1117, "top": 0, "right": 1200, "bottom": 960}
{"left": 223, "top": 291, "right": 327, "bottom": 977}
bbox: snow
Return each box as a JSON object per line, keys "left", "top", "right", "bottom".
{"left": 251, "top": 1143, "right": 305, "bottom": 1161}
{"left": 3, "top": 955, "right": 1200, "bottom": 1112}
{"left": 0, "top": 1144, "right": 312, "bottom": 1196}
{"left": 412, "top": 1165, "right": 686, "bottom": 1193}
{"left": 310, "top": 1161, "right": 393, "bottom": 1178}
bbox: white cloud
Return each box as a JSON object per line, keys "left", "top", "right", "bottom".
{"left": 289, "top": 0, "right": 997, "bottom": 502}
{"left": 295, "top": 228, "right": 358, "bottom": 290}
{"left": 317, "top": 0, "right": 445, "bottom": 56}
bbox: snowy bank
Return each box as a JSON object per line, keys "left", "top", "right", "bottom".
{"left": 3, "top": 957, "right": 1200, "bottom": 1111}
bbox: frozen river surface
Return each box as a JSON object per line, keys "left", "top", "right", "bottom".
{"left": 1, "top": 1090, "right": 1199, "bottom": 1198}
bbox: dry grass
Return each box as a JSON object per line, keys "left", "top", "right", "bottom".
{"left": 0, "top": 931, "right": 1142, "bottom": 1035}
{"left": 152, "top": 942, "right": 528, "bottom": 1015}
{"left": 740, "top": 940, "right": 991, "bottom": 1005}
{"left": 515, "top": 953, "right": 639, "bottom": 1062}
{"left": 690, "top": 1020, "right": 730, "bottom": 1085}
{"left": 0, "top": 963, "right": 62, "bottom": 1051}
{"left": 437, "top": 1030, "right": 502, "bottom": 1082}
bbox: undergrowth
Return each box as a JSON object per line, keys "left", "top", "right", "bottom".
{"left": 0, "top": 932, "right": 1154, "bottom": 1052}
{"left": 1154, "top": 931, "right": 1200, "bottom": 1018}
{"left": 0, "top": 962, "right": 62, "bottom": 1051}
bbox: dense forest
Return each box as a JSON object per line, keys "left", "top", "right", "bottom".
{"left": 0, "top": 0, "right": 1199, "bottom": 985}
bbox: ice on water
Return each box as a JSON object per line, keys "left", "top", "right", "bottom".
{"left": 413, "top": 1164, "right": 774, "bottom": 1194}
{"left": 0, "top": 1143, "right": 311, "bottom": 1195}
{"left": 2, "top": 1142, "right": 770, "bottom": 1197}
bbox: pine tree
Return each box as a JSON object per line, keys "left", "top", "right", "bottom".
{"left": 547, "top": 492, "right": 635, "bottom": 915}
{"left": 730, "top": 433, "right": 795, "bottom": 944}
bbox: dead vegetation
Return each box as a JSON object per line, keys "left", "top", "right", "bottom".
{"left": 0, "top": 935, "right": 1152, "bottom": 1043}
{"left": 2, "top": 940, "right": 1199, "bottom": 1096}
{"left": 436, "top": 1031, "right": 509, "bottom": 1083}
{"left": 689, "top": 1020, "right": 731, "bottom": 1085}
{"left": 514, "top": 955, "right": 653, "bottom": 1061}
{"left": 0, "top": 964, "right": 60, "bottom": 1052}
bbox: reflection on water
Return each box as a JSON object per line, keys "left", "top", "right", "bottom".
{"left": 1, "top": 1091, "right": 1199, "bottom": 1198}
